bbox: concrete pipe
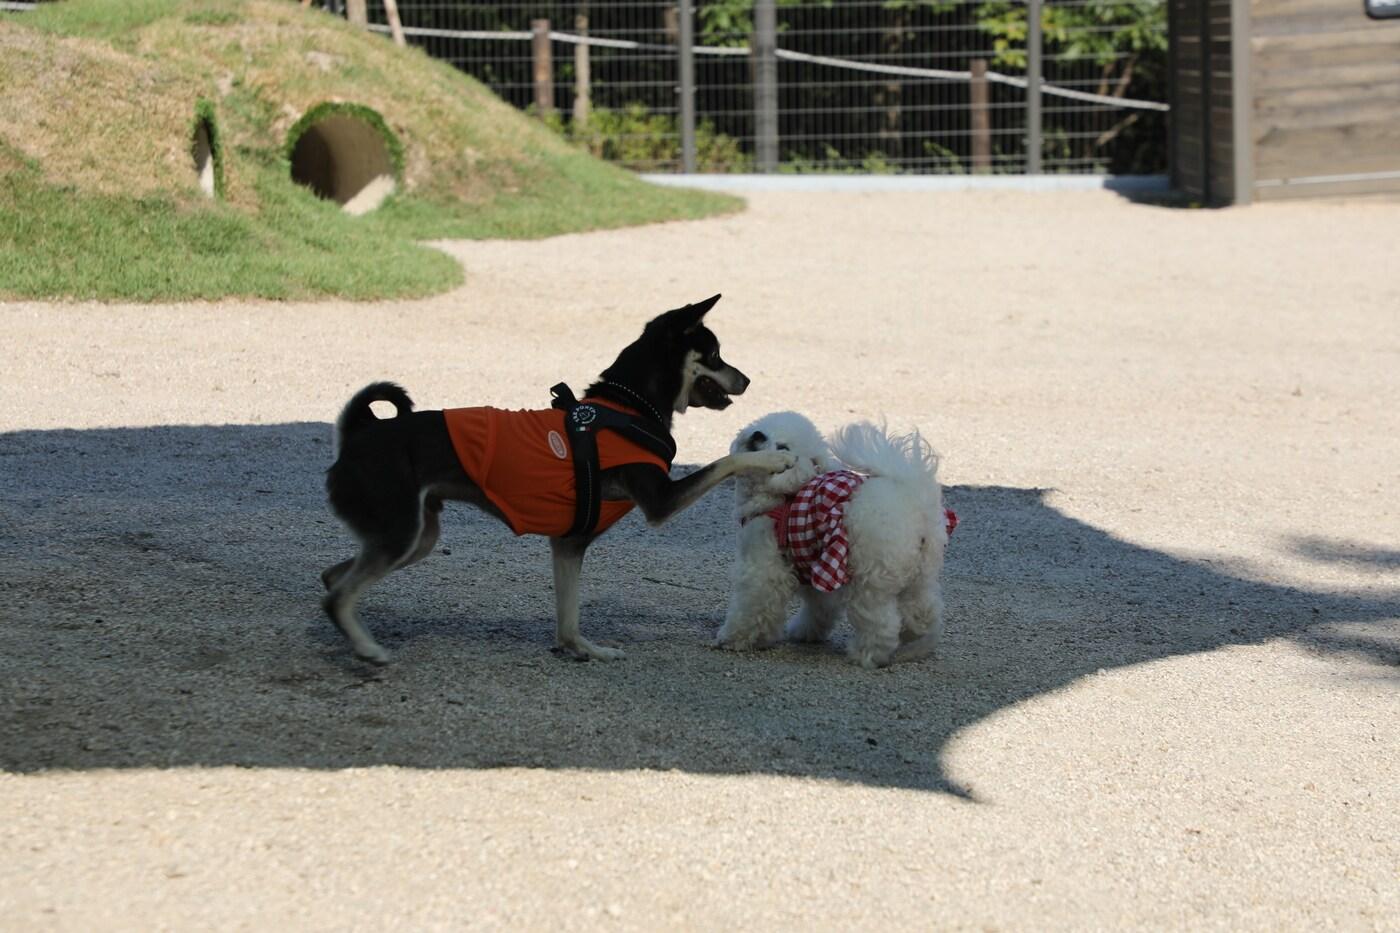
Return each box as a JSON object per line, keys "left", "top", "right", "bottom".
{"left": 286, "top": 103, "right": 401, "bottom": 215}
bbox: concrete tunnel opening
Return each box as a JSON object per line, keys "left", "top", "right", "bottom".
{"left": 192, "top": 118, "right": 216, "bottom": 198}
{"left": 191, "top": 101, "right": 223, "bottom": 199}
{"left": 287, "top": 107, "right": 398, "bottom": 215}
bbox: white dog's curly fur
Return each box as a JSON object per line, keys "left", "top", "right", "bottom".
{"left": 715, "top": 411, "right": 947, "bottom": 669}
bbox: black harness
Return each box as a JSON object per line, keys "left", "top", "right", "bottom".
{"left": 550, "top": 383, "right": 677, "bottom": 538}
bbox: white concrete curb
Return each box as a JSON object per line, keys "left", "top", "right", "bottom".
{"left": 641, "top": 173, "right": 1171, "bottom": 194}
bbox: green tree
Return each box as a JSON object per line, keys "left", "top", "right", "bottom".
{"left": 975, "top": 0, "right": 1167, "bottom": 170}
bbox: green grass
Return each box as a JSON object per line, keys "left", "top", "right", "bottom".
{"left": 0, "top": 0, "right": 741, "bottom": 302}
{"left": 0, "top": 152, "right": 461, "bottom": 301}
{"left": 369, "top": 154, "right": 739, "bottom": 241}
{"left": 17, "top": 0, "right": 236, "bottom": 41}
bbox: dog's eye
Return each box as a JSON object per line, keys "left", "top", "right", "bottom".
{"left": 746, "top": 431, "right": 767, "bottom": 451}
{"left": 776, "top": 443, "right": 789, "bottom": 451}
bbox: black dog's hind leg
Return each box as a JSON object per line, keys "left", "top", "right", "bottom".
{"left": 322, "top": 494, "right": 425, "bottom": 665}
{"left": 399, "top": 495, "right": 444, "bottom": 568}
{"left": 322, "top": 544, "right": 400, "bottom": 665}
{"left": 320, "top": 499, "right": 439, "bottom": 592}
{"left": 321, "top": 559, "right": 354, "bottom": 591}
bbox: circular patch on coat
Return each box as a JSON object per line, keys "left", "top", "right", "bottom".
{"left": 548, "top": 430, "right": 568, "bottom": 460}
{"left": 571, "top": 405, "right": 597, "bottom": 426}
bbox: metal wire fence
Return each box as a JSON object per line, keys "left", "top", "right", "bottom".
{"left": 348, "top": 0, "right": 1168, "bottom": 175}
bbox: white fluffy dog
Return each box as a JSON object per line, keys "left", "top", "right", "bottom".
{"left": 715, "top": 412, "right": 949, "bottom": 668}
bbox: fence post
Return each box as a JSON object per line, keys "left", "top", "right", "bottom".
{"left": 1026, "top": 0, "right": 1043, "bottom": 173}
{"left": 753, "top": 0, "right": 779, "bottom": 173}
{"left": 383, "top": 0, "right": 405, "bottom": 46}
{"left": 345, "top": 0, "right": 366, "bottom": 27}
{"left": 532, "top": 19, "right": 555, "bottom": 117}
{"left": 574, "top": 9, "right": 591, "bottom": 128}
{"left": 678, "top": 1, "right": 697, "bottom": 173}
{"left": 970, "top": 59, "right": 991, "bottom": 173}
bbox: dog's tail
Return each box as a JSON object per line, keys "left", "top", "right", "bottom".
{"left": 334, "top": 381, "right": 414, "bottom": 454}
{"left": 829, "top": 420, "right": 940, "bottom": 491}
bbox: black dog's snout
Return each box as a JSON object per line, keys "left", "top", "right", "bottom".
{"left": 731, "top": 368, "right": 752, "bottom": 394}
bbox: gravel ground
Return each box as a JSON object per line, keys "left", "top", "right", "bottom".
{"left": 2, "top": 190, "right": 1398, "bottom": 930}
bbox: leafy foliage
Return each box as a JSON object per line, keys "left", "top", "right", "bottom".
{"left": 974, "top": 0, "right": 1167, "bottom": 172}
{"left": 975, "top": 0, "right": 1166, "bottom": 70}
{"left": 550, "top": 0, "right": 1168, "bottom": 173}
{"left": 546, "top": 104, "right": 751, "bottom": 173}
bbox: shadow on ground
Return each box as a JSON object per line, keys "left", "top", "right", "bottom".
{"left": 1, "top": 423, "right": 1395, "bottom": 793}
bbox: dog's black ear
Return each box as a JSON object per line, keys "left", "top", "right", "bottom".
{"left": 650, "top": 294, "right": 721, "bottom": 336}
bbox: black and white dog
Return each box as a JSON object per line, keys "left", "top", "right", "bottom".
{"left": 321, "top": 295, "right": 795, "bottom": 664}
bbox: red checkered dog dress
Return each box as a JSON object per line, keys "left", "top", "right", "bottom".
{"left": 757, "top": 470, "right": 957, "bottom": 594}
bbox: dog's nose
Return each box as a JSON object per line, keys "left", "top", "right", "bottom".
{"left": 731, "top": 369, "right": 751, "bottom": 395}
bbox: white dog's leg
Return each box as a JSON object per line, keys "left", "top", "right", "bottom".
{"left": 845, "top": 584, "right": 902, "bottom": 669}
{"left": 550, "top": 536, "right": 623, "bottom": 661}
{"left": 785, "top": 586, "right": 842, "bottom": 644}
{"left": 717, "top": 524, "right": 795, "bottom": 650}
{"left": 717, "top": 576, "right": 793, "bottom": 649}
{"left": 895, "top": 574, "right": 944, "bottom": 662}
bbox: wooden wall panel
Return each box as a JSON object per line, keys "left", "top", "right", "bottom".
{"left": 1255, "top": 121, "right": 1400, "bottom": 179}
{"left": 1256, "top": 173, "right": 1400, "bottom": 199}
{"left": 1250, "top": 1, "right": 1400, "bottom": 196}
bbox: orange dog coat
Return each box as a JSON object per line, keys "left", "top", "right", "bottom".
{"left": 443, "top": 400, "right": 670, "bottom": 537}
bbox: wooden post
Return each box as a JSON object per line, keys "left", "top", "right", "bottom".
{"left": 753, "top": 0, "right": 778, "bottom": 172}
{"left": 573, "top": 11, "right": 591, "bottom": 128}
{"left": 532, "top": 19, "right": 555, "bottom": 117}
{"left": 345, "top": 0, "right": 366, "bottom": 27}
{"left": 1198, "top": 0, "right": 1211, "bottom": 202}
{"left": 1229, "top": 0, "right": 1253, "bottom": 204}
{"left": 383, "top": 0, "right": 406, "bottom": 46}
{"left": 1026, "top": 0, "right": 1043, "bottom": 173}
{"left": 970, "top": 58, "right": 991, "bottom": 174}
{"left": 678, "top": 0, "right": 697, "bottom": 173}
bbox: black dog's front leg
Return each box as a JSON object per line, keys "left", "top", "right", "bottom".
{"left": 607, "top": 450, "right": 795, "bottom": 526}
{"left": 549, "top": 534, "right": 623, "bottom": 661}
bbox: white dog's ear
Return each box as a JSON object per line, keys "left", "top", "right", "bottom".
{"left": 733, "top": 428, "right": 768, "bottom": 455}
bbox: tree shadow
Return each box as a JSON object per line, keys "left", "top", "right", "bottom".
{"left": 1288, "top": 534, "right": 1400, "bottom": 573}
{"left": 1, "top": 423, "right": 1395, "bottom": 794}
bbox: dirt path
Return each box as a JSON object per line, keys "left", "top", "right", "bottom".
{"left": 2, "top": 190, "right": 1397, "bottom": 929}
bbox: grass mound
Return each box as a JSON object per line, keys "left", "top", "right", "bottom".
{"left": 0, "top": 0, "right": 739, "bottom": 301}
